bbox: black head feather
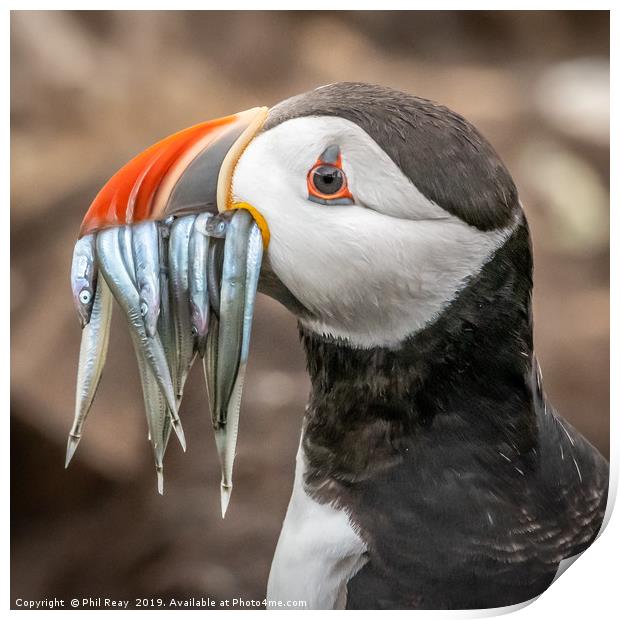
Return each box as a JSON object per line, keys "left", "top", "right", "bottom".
{"left": 265, "top": 82, "right": 519, "bottom": 231}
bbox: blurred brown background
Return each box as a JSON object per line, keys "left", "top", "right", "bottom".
{"left": 11, "top": 10, "right": 609, "bottom": 608}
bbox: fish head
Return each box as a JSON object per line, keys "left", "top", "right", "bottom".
{"left": 70, "top": 234, "right": 97, "bottom": 328}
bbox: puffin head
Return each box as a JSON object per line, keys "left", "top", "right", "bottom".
{"left": 71, "top": 82, "right": 527, "bottom": 509}
{"left": 232, "top": 82, "right": 520, "bottom": 347}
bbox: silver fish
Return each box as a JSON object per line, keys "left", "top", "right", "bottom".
{"left": 211, "top": 210, "right": 263, "bottom": 516}
{"left": 203, "top": 237, "right": 223, "bottom": 432}
{"left": 70, "top": 233, "right": 98, "bottom": 328}
{"left": 132, "top": 221, "right": 161, "bottom": 338}
{"left": 189, "top": 213, "right": 212, "bottom": 356}
{"left": 204, "top": 214, "right": 228, "bottom": 319}
{"left": 214, "top": 211, "right": 253, "bottom": 427}
{"left": 96, "top": 227, "right": 186, "bottom": 451}
{"left": 203, "top": 314, "right": 219, "bottom": 421}
{"left": 65, "top": 275, "right": 113, "bottom": 467}
{"left": 124, "top": 224, "right": 167, "bottom": 478}
{"left": 168, "top": 215, "right": 197, "bottom": 401}
{"left": 203, "top": 232, "right": 225, "bottom": 432}
{"left": 155, "top": 221, "right": 176, "bottom": 456}
{"left": 130, "top": 330, "right": 167, "bottom": 494}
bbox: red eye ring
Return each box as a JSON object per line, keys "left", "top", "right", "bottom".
{"left": 307, "top": 146, "right": 353, "bottom": 204}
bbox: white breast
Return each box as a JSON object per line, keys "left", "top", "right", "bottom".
{"left": 267, "top": 432, "right": 367, "bottom": 610}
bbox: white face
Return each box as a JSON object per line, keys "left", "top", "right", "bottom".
{"left": 232, "top": 116, "right": 514, "bottom": 348}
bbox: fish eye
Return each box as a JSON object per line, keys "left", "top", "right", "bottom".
{"left": 79, "top": 290, "right": 92, "bottom": 304}
{"left": 140, "top": 301, "right": 149, "bottom": 317}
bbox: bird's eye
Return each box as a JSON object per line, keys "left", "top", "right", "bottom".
{"left": 310, "top": 165, "right": 345, "bottom": 195}
{"left": 307, "top": 145, "right": 354, "bottom": 205}
{"left": 79, "top": 289, "right": 92, "bottom": 304}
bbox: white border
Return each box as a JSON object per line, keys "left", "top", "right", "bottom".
{"left": 5, "top": 4, "right": 615, "bottom": 617}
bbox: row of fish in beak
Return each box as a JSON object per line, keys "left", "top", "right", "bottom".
{"left": 69, "top": 209, "right": 263, "bottom": 517}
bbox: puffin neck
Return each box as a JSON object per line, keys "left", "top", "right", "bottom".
{"left": 299, "top": 221, "right": 537, "bottom": 482}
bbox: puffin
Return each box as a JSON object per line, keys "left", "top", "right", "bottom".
{"left": 67, "top": 82, "right": 609, "bottom": 610}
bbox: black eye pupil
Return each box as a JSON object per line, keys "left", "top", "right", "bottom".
{"left": 313, "top": 165, "right": 344, "bottom": 195}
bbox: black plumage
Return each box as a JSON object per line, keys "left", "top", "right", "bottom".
{"left": 298, "top": 221, "right": 607, "bottom": 609}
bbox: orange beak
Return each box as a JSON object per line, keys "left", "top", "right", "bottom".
{"left": 80, "top": 107, "right": 269, "bottom": 241}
